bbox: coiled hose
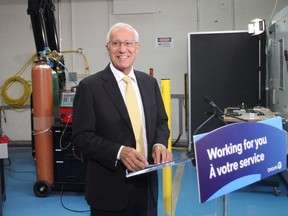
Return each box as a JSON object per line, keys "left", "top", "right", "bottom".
{"left": 1, "top": 76, "right": 31, "bottom": 108}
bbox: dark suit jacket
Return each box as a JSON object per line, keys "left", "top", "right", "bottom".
{"left": 71, "top": 64, "right": 170, "bottom": 211}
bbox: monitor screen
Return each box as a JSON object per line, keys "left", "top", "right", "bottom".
{"left": 60, "top": 92, "right": 75, "bottom": 107}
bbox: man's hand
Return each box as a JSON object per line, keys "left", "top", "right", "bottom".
{"left": 152, "top": 144, "right": 173, "bottom": 164}
{"left": 120, "top": 147, "right": 148, "bottom": 172}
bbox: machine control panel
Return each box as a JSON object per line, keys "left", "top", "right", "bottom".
{"left": 59, "top": 91, "right": 75, "bottom": 124}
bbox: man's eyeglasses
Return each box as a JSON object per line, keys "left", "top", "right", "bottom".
{"left": 108, "top": 41, "right": 139, "bottom": 48}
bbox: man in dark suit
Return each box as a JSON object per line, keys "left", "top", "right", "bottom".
{"left": 71, "top": 22, "right": 172, "bottom": 216}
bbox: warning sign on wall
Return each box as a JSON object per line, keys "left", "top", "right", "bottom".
{"left": 156, "top": 37, "right": 174, "bottom": 48}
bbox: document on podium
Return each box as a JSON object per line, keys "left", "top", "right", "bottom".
{"left": 126, "top": 154, "right": 193, "bottom": 178}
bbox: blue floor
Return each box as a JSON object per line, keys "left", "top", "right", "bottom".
{"left": 2, "top": 147, "right": 288, "bottom": 216}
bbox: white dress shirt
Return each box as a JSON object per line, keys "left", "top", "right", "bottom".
{"left": 109, "top": 63, "right": 148, "bottom": 159}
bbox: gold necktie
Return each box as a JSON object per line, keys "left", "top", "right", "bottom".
{"left": 123, "top": 76, "right": 145, "bottom": 156}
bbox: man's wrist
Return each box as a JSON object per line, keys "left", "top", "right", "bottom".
{"left": 153, "top": 143, "right": 165, "bottom": 148}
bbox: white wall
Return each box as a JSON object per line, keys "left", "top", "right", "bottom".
{"left": 0, "top": 0, "right": 288, "bottom": 142}
{"left": 0, "top": 1, "right": 35, "bottom": 142}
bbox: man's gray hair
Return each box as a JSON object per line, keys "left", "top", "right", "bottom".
{"left": 106, "top": 22, "right": 139, "bottom": 43}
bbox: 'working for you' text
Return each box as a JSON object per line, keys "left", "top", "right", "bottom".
{"left": 207, "top": 136, "right": 267, "bottom": 179}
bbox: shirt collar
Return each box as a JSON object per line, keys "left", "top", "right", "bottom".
{"left": 110, "top": 63, "right": 136, "bottom": 83}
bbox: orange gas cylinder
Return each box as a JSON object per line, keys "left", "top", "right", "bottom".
{"left": 32, "top": 61, "right": 54, "bottom": 187}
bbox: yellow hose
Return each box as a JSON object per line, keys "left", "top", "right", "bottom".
{"left": 1, "top": 76, "right": 31, "bottom": 108}
{"left": 61, "top": 49, "right": 90, "bottom": 76}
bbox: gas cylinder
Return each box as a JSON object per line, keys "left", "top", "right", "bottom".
{"left": 32, "top": 60, "right": 54, "bottom": 186}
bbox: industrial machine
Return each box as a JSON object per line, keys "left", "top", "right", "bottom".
{"left": 266, "top": 5, "right": 288, "bottom": 185}
{"left": 59, "top": 91, "right": 75, "bottom": 124}
{"left": 28, "top": 0, "right": 85, "bottom": 197}
{"left": 266, "top": 5, "right": 288, "bottom": 128}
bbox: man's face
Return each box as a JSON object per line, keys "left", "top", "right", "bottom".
{"left": 106, "top": 28, "right": 140, "bottom": 75}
